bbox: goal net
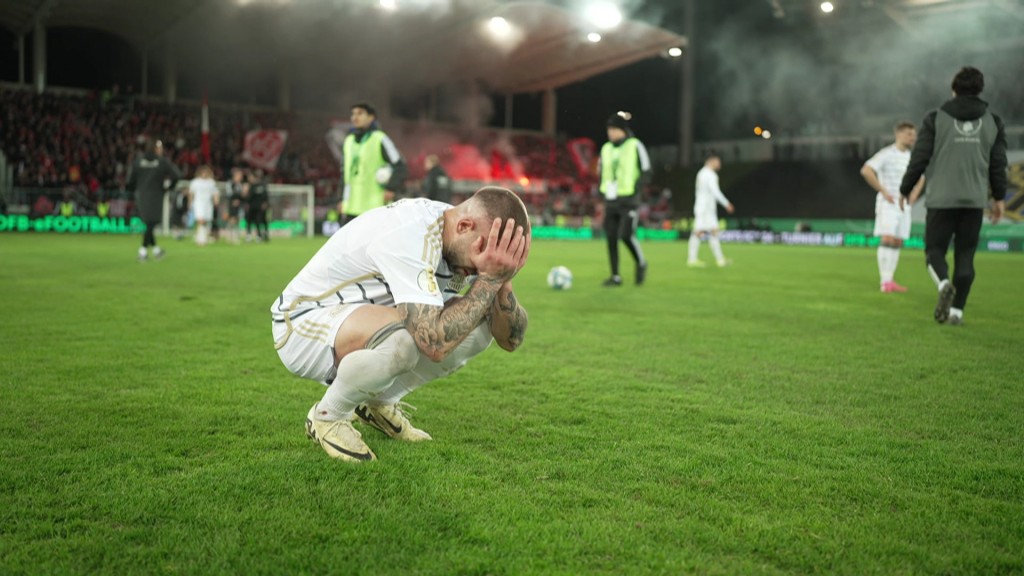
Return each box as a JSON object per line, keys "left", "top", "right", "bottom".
{"left": 162, "top": 181, "right": 315, "bottom": 239}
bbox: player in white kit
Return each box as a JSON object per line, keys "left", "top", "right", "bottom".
{"left": 688, "top": 151, "right": 735, "bottom": 267}
{"left": 188, "top": 165, "right": 219, "bottom": 246}
{"left": 860, "top": 121, "right": 924, "bottom": 292}
{"left": 272, "top": 188, "right": 531, "bottom": 463}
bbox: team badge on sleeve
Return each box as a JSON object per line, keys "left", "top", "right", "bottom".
{"left": 417, "top": 268, "right": 441, "bottom": 295}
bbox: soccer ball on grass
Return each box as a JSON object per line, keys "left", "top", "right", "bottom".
{"left": 547, "top": 266, "right": 573, "bottom": 290}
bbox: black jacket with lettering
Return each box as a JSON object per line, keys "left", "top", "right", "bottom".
{"left": 127, "top": 153, "right": 183, "bottom": 222}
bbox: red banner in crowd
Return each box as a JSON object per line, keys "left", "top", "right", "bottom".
{"left": 567, "top": 137, "right": 596, "bottom": 179}
{"left": 242, "top": 130, "right": 289, "bottom": 171}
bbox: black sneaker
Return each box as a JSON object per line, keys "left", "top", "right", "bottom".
{"left": 934, "top": 282, "right": 956, "bottom": 323}
{"left": 602, "top": 276, "right": 623, "bottom": 287}
{"left": 636, "top": 262, "right": 648, "bottom": 286}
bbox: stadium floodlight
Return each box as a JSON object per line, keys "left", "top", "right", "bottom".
{"left": 587, "top": 32, "right": 602, "bottom": 43}
{"left": 820, "top": 2, "right": 834, "bottom": 13}
{"left": 488, "top": 16, "right": 512, "bottom": 37}
{"left": 762, "top": 130, "right": 773, "bottom": 140}
{"left": 585, "top": 2, "right": 623, "bottom": 30}
{"left": 379, "top": 0, "right": 397, "bottom": 11}
{"left": 667, "top": 47, "right": 682, "bottom": 58}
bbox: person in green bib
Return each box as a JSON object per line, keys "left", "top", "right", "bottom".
{"left": 599, "top": 112, "right": 651, "bottom": 287}
{"left": 338, "top": 103, "right": 407, "bottom": 225}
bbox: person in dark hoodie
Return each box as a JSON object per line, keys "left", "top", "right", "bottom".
{"left": 127, "top": 138, "right": 183, "bottom": 262}
{"left": 899, "top": 66, "right": 1008, "bottom": 326}
{"left": 337, "top": 103, "right": 408, "bottom": 226}
{"left": 598, "top": 111, "right": 651, "bottom": 287}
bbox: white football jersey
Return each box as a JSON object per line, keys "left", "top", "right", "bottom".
{"left": 271, "top": 198, "right": 466, "bottom": 323}
{"left": 694, "top": 166, "right": 730, "bottom": 215}
{"left": 189, "top": 177, "right": 218, "bottom": 215}
{"left": 864, "top": 144, "right": 911, "bottom": 201}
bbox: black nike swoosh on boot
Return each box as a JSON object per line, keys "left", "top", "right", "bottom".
{"left": 321, "top": 438, "right": 373, "bottom": 461}
{"left": 356, "top": 405, "right": 403, "bottom": 434}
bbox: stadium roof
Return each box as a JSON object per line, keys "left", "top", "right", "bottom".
{"left": 0, "top": 0, "right": 688, "bottom": 94}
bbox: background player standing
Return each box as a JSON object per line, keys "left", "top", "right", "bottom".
{"left": 860, "top": 121, "right": 925, "bottom": 293}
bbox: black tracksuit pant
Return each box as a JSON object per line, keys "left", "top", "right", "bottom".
{"left": 604, "top": 198, "right": 644, "bottom": 277}
{"left": 925, "top": 208, "right": 983, "bottom": 310}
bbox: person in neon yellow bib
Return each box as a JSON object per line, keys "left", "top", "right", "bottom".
{"left": 598, "top": 112, "right": 650, "bottom": 286}
{"left": 338, "top": 103, "right": 407, "bottom": 225}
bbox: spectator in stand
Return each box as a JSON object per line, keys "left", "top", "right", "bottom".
{"left": 421, "top": 155, "right": 452, "bottom": 204}
{"left": 127, "top": 138, "right": 182, "bottom": 261}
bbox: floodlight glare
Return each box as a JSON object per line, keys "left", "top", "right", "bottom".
{"left": 820, "top": 2, "right": 834, "bottom": 13}
{"left": 667, "top": 47, "right": 683, "bottom": 58}
{"left": 379, "top": 0, "right": 397, "bottom": 11}
{"left": 488, "top": 16, "right": 511, "bottom": 36}
{"left": 587, "top": 32, "right": 602, "bottom": 43}
{"left": 585, "top": 2, "right": 623, "bottom": 30}
{"left": 762, "top": 130, "right": 773, "bottom": 140}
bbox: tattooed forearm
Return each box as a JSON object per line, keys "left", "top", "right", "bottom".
{"left": 398, "top": 276, "right": 503, "bottom": 362}
{"left": 489, "top": 283, "right": 528, "bottom": 352}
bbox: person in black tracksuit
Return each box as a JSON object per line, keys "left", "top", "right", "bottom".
{"left": 247, "top": 171, "right": 270, "bottom": 242}
{"left": 421, "top": 155, "right": 452, "bottom": 204}
{"left": 598, "top": 112, "right": 651, "bottom": 286}
{"left": 899, "top": 66, "right": 1008, "bottom": 325}
{"left": 127, "top": 138, "right": 182, "bottom": 261}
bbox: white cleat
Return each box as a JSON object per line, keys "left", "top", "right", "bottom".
{"left": 305, "top": 404, "right": 376, "bottom": 462}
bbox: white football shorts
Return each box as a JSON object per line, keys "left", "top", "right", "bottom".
{"left": 693, "top": 210, "right": 720, "bottom": 232}
{"left": 273, "top": 303, "right": 366, "bottom": 385}
{"left": 873, "top": 197, "right": 911, "bottom": 240}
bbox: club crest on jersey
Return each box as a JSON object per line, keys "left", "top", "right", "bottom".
{"left": 417, "top": 268, "right": 440, "bottom": 295}
{"left": 954, "top": 118, "right": 983, "bottom": 137}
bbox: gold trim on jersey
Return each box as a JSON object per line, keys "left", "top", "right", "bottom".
{"left": 274, "top": 272, "right": 379, "bottom": 350}
{"left": 422, "top": 215, "right": 443, "bottom": 265}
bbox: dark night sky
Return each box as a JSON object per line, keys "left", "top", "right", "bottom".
{"left": 0, "top": 0, "right": 1020, "bottom": 145}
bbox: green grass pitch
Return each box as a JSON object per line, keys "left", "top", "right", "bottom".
{"left": 2, "top": 234, "right": 1022, "bottom": 575}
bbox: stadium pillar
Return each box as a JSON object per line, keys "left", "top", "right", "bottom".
{"left": 277, "top": 66, "right": 291, "bottom": 112}
{"left": 32, "top": 22, "right": 46, "bottom": 94}
{"left": 163, "top": 45, "right": 177, "bottom": 104}
{"left": 141, "top": 50, "right": 148, "bottom": 97}
{"left": 504, "top": 94, "right": 513, "bottom": 129}
{"left": 542, "top": 88, "right": 556, "bottom": 136}
{"left": 680, "top": 0, "right": 695, "bottom": 167}
{"left": 465, "top": 81, "right": 481, "bottom": 130}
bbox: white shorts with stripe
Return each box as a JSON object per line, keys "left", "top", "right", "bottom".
{"left": 873, "top": 197, "right": 911, "bottom": 240}
{"left": 272, "top": 303, "right": 366, "bottom": 385}
{"left": 273, "top": 306, "right": 495, "bottom": 389}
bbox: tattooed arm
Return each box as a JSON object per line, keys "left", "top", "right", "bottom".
{"left": 488, "top": 281, "right": 528, "bottom": 352}
{"left": 397, "top": 276, "right": 504, "bottom": 362}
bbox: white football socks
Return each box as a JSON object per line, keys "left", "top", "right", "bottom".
{"left": 316, "top": 326, "right": 419, "bottom": 422}
{"left": 878, "top": 246, "right": 900, "bottom": 283}
{"left": 688, "top": 233, "right": 701, "bottom": 262}
{"left": 709, "top": 236, "right": 725, "bottom": 265}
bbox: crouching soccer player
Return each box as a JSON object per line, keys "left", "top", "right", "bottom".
{"left": 271, "top": 187, "right": 531, "bottom": 462}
